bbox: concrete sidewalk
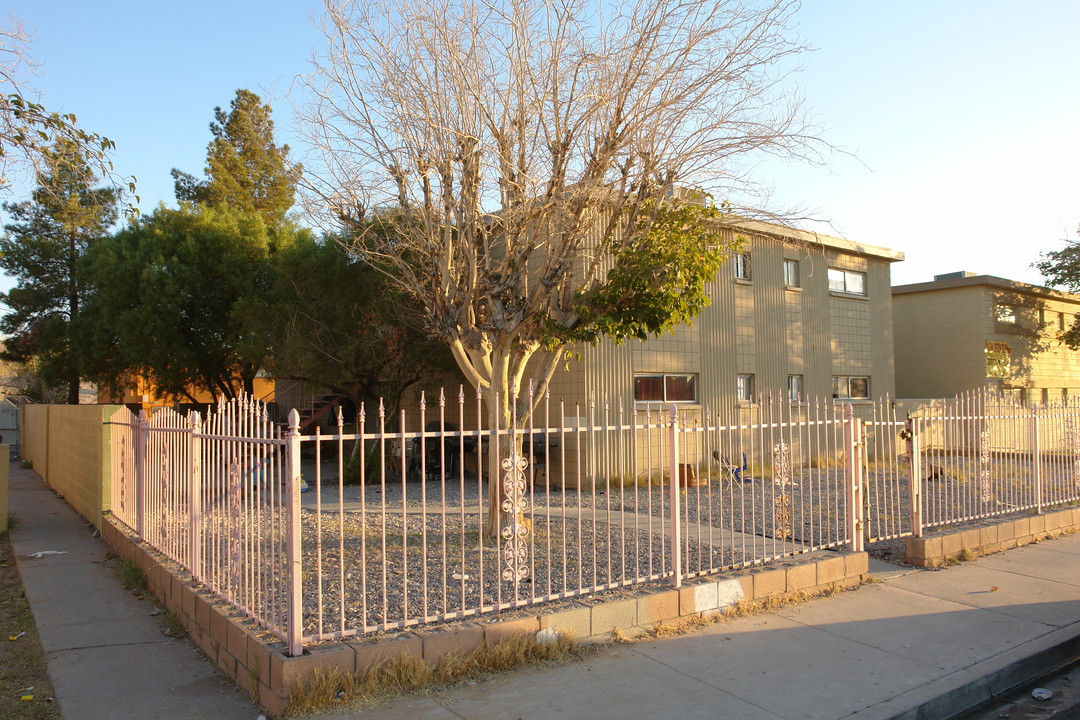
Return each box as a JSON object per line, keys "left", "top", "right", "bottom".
{"left": 7, "top": 464, "right": 259, "bottom": 720}
{"left": 311, "top": 543, "right": 1080, "bottom": 720}
{"left": 8, "top": 461, "right": 1080, "bottom": 719}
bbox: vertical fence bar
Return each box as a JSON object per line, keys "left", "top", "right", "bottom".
{"left": 668, "top": 404, "right": 682, "bottom": 588}
{"left": 135, "top": 411, "right": 148, "bottom": 539}
{"left": 285, "top": 409, "right": 303, "bottom": 657}
{"left": 1032, "top": 405, "right": 1043, "bottom": 514}
{"left": 909, "top": 417, "right": 923, "bottom": 537}
{"left": 844, "top": 406, "right": 865, "bottom": 552}
{"left": 189, "top": 413, "right": 203, "bottom": 581}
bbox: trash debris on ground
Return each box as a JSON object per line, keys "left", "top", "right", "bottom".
{"left": 8, "top": 630, "right": 26, "bottom": 641}
{"left": 28, "top": 550, "right": 67, "bottom": 558}
{"left": 1031, "top": 687, "right": 1053, "bottom": 701}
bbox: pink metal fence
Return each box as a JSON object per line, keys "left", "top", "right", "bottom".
{"left": 106, "top": 388, "right": 1080, "bottom": 655}
{"left": 109, "top": 398, "right": 303, "bottom": 655}
{"left": 909, "top": 391, "right": 1080, "bottom": 534}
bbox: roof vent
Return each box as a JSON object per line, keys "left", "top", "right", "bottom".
{"left": 933, "top": 271, "right": 977, "bottom": 281}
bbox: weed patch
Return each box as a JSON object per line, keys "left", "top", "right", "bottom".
{"left": 286, "top": 631, "right": 585, "bottom": 717}
{"left": 0, "top": 531, "right": 62, "bottom": 719}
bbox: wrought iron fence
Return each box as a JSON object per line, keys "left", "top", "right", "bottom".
{"left": 105, "top": 388, "right": 1080, "bottom": 656}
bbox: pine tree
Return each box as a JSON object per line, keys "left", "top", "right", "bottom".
{"left": 0, "top": 139, "right": 118, "bottom": 403}
{"left": 171, "top": 89, "right": 299, "bottom": 224}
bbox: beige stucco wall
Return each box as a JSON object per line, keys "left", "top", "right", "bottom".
{"left": 893, "top": 285, "right": 990, "bottom": 398}
{"left": 0, "top": 446, "right": 8, "bottom": 532}
{"left": 894, "top": 279, "right": 1080, "bottom": 401}
{"left": 21, "top": 404, "right": 120, "bottom": 528}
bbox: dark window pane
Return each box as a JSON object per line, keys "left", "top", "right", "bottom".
{"left": 634, "top": 375, "right": 664, "bottom": 401}
{"left": 665, "top": 375, "right": 696, "bottom": 402}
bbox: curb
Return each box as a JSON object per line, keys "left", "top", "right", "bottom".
{"left": 851, "top": 617, "right": 1080, "bottom": 719}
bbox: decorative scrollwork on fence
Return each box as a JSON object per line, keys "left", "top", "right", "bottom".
{"left": 119, "top": 434, "right": 127, "bottom": 517}
{"left": 772, "top": 440, "right": 792, "bottom": 542}
{"left": 159, "top": 444, "right": 170, "bottom": 543}
{"left": 501, "top": 453, "right": 530, "bottom": 583}
{"left": 979, "top": 428, "right": 993, "bottom": 504}
{"left": 227, "top": 458, "right": 242, "bottom": 593}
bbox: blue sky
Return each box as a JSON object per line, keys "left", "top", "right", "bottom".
{"left": 4, "top": 0, "right": 1079, "bottom": 290}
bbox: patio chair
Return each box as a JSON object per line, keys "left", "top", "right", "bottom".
{"left": 713, "top": 451, "right": 749, "bottom": 482}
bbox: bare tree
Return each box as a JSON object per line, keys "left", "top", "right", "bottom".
{"left": 298, "top": 0, "right": 828, "bottom": 531}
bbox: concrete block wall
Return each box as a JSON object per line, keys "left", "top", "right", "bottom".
{"left": 0, "top": 446, "right": 9, "bottom": 532}
{"left": 22, "top": 404, "right": 120, "bottom": 528}
{"left": 906, "top": 506, "right": 1080, "bottom": 567}
{"left": 101, "top": 514, "right": 867, "bottom": 718}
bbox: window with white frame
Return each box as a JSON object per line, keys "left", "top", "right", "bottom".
{"left": 734, "top": 253, "right": 751, "bottom": 280}
{"left": 787, "top": 374, "right": 803, "bottom": 403}
{"left": 736, "top": 374, "right": 755, "bottom": 402}
{"left": 783, "top": 259, "right": 800, "bottom": 288}
{"left": 833, "top": 376, "right": 870, "bottom": 400}
{"left": 828, "top": 268, "right": 866, "bottom": 295}
{"left": 634, "top": 373, "right": 698, "bottom": 403}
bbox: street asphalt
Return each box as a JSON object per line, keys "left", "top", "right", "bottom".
{"left": 7, "top": 462, "right": 1080, "bottom": 719}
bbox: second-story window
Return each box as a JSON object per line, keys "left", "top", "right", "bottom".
{"left": 783, "top": 259, "right": 800, "bottom": 287}
{"left": 995, "top": 305, "right": 1017, "bottom": 324}
{"left": 828, "top": 268, "right": 866, "bottom": 295}
{"left": 734, "top": 253, "right": 751, "bottom": 280}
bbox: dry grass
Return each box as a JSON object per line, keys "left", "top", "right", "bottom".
{"left": 285, "top": 630, "right": 586, "bottom": 717}
{"left": 0, "top": 530, "right": 62, "bottom": 720}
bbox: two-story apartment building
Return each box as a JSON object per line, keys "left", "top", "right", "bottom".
{"left": 893, "top": 272, "right": 1080, "bottom": 402}
{"left": 546, "top": 220, "right": 904, "bottom": 415}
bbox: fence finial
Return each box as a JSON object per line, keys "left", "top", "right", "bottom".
{"left": 287, "top": 409, "right": 300, "bottom": 432}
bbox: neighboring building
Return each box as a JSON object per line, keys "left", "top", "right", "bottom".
{"left": 97, "top": 373, "right": 276, "bottom": 411}
{"left": 547, "top": 220, "right": 904, "bottom": 416}
{"left": 892, "top": 272, "right": 1080, "bottom": 402}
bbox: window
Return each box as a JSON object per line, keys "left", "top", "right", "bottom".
{"left": 985, "top": 341, "right": 1011, "bottom": 378}
{"left": 634, "top": 373, "right": 698, "bottom": 403}
{"left": 736, "top": 374, "right": 755, "bottom": 402}
{"left": 734, "top": 253, "right": 751, "bottom": 280}
{"left": 995, "top": 305, "right": 1017, "bottom": 324}
{"left": 828, "top": 268, "right": 866, "bottom": 295}
{"left": 1059, "top": 312, "right": 1067, "bottom": 331}
{"left": 783, "top": 259, "right": 800, "bottom": 287}
{"left": 787, "top": 374, "right": 803, "bottom": 403}
{"left": 833, "top": 376, "right": 870, "bottom": 400}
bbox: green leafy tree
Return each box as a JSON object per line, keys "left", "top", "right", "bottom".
{"left": 78, "top": 205, "right": 307, "bottom": 401}
{"left": 171, "top": 89, "right": 299, "bottom": 224}
{"left": 1036, "top": 228, "right": 1080, "bottom": 347}
{"left": 252, "top": 234, "right": 456, "bottom": 419}
{"left": 0, "top": 138, "right": 118, "bottom": 403}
